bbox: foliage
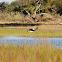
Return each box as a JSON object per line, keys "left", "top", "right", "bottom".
{"left": 48, "top": 0, "right": 62, "bottom": 15}
{"left": 28, "top": 5, "right": 36, "bottom": 14}
{"left": 55, "top": 0, "right": 62, "bottom": 14}
{"left": 8, "top": 1, "right": 20, "bottom": 11}
{"left": 0, "top": 0, "right": 62, "bottom": 15}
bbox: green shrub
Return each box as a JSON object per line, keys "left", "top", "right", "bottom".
{"left": 28, "top": 6, "right": 36, "bottom": 14}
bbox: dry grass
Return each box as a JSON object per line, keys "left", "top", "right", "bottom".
{"left": 0, "top": 42, "right": 62, "bottom": 62}
{"left": 0, "top": 12, "right": 62, "bottom": 24}
{"left": 38, "top": 25, "right": 62, "bottom": 31}
{"left": 0, "top": 12, "right": 24, "bottom": 23}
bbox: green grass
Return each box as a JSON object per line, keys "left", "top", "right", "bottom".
{"left": 0, "top": 43, "right": 62, "bottom": 62}
{"left": 0, "top": 28, "right": 62, "bottom": 37}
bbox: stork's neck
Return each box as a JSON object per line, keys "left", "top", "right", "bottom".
{"left": 35, "top": 27, "right": 38, "bottom": 30}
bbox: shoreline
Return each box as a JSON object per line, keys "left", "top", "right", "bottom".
{"left": 0, "top": 25, "right": 62, "bottom": 37}
{"left": 0, "top": 23, "right": 62, "bottom": 27}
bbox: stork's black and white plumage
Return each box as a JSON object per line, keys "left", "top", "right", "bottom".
{"left": 28, "top": 27, "right": 38, "bottom": 32}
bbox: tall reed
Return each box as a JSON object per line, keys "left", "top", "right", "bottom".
{"left": 0, "top": 42, "right": 62, "bottom": 62}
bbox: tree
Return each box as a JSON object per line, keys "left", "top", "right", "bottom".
{"left": 0, "top": 2, "right": 9, "bottom": 12}
{"left": 49, "top": 0, "right": 62, "bottom": 15}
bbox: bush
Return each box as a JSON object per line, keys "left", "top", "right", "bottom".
{"left": 28, "top": 6, "right": 36, "bottom": 14}
{"left": 49, "top": 0, "right": 62, "bottom": 15}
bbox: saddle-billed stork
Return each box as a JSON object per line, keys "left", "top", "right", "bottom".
{"left": 28, "top": 27, "right": 38, "bottom": 32}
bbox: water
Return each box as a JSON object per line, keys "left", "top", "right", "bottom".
{"left": 0, "top": 36, "right": 62, "bottom": 49}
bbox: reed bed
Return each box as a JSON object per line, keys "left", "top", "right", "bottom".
{"left": 0, "top": 42, "right": 62, "bottom": 62}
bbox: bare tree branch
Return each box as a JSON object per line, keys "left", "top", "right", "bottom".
{"left": 34, "top": 4, "right": 41, "bottom": 18}
{"left": 33, "top": 0, "right": 44, "bottom": 18}
{"left": 36, "top": 0, "right": 40, "bottom": 4}
{"left": 25, "top": 10, "right": 31, "bottom": 17}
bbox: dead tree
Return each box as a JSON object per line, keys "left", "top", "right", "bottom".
{"left": 18, "top": 0, "right": 51, "bottom": 22}
{"left": 24, "top": 0, "right": 44, "bottom": 22}
{"left": 34, "top": 0, "right": 43, "bottom": 18}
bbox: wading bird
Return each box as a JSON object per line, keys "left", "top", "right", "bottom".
{"left": 28, "top": 27, "right": 38, "bottom": 32}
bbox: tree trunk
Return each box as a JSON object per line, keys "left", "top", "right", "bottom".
{"left": 34, "top": 4, "right": 41, "bottom": 18}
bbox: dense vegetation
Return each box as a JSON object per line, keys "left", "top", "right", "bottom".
{"left": 0, "top": 0, "right": 62, "bottom": 15}
{"left": 0, "top": 0, "right": 62, "bottom": 23}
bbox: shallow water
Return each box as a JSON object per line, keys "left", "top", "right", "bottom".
{"left": 0, "top": 36, "right": 62, "bottom": 49}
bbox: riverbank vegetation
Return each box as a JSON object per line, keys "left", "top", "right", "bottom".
{"left": 0, "top": 0, "right": 62, "bottom": 23}
{"left": 0, "top": 43, "right": 62, "bottom": 62}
